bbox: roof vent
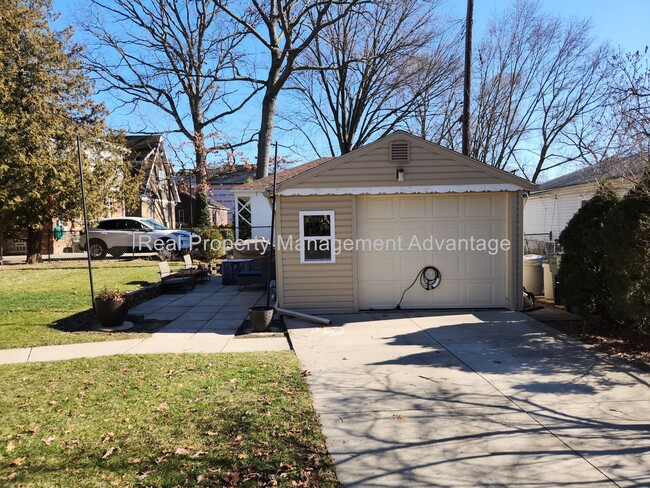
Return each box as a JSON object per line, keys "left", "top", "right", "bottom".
{"left": 390, "top": 141, "right": 409, "bottom": 163}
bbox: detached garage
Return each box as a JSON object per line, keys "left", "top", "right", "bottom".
{"left": 272, "top": 131, "right": 534, "bottom": 313}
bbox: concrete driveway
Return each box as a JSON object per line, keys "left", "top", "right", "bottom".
{"left": 286, "top": 311, "right": 650, "bottom": 487}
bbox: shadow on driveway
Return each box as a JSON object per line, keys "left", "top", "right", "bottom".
{"left": 287, "top": 310, "right": 650, "bottom": 487}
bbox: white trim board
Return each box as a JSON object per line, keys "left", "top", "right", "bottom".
{"left": 279, "top": 184, "right": 522, "bottom": 196}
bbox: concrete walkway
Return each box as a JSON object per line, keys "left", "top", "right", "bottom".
{"left": 0, "top": 278, "right": 289, "bottom": 365}
{"left": 287, "top": 311, "right": 650, "bottom": 487}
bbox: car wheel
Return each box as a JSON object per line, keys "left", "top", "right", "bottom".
{"left": 88, "top": 239, "right": 107, "bottom": 259}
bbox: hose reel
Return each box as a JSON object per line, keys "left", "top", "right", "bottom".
{"left": 395, "top": 266, "right": 442, "bottom": 310}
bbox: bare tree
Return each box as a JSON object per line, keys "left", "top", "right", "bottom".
{"left": 610, "top": 49, "right": 650, "bottom": 154}
{"left": 404, "top": 53, "right": 463, "bottom": 150}
{"left": 215, "top": 0, "right": 362, "bottom": 178}
{"left": 82, "top": 0, "right": 259, "bottom": 204}
{"left": 469, "top": 0, "right": 610, "bottom": 182}
{"left": 282, "top": 0, "right": 461, "bottom": 157}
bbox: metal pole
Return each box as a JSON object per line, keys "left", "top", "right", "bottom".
{"left": 266, "top": 142, "right": 279, "bottom": 308}
{"left": 189, "top": 172, "right": 194, "bottom": 228}
{"left": 462, "top": 0, "right": 474, "bottom": 156}
{"left": 77, "top": 136, "right": 96, "bottom": 312}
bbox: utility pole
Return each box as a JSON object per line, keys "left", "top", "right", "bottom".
{"left": 77, "top": 136, "right": 96, "bottom": 312}
{"left": 462, "top": 0, "right": 474, "bottom": 156}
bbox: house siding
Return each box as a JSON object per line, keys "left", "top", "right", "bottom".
{"left": 287, "top": 141, "right": 513, "bottom": 190}
{"left": 276, "top": 195, "right": 355, "bottom": 313}
{"left": 523, "top": 180, "right": 631, "bottom": 238}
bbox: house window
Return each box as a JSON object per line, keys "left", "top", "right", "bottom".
{"left": 178, "top": 209, "right": 185, "bottom": 223}
{"left": 299, "top": 211, "right": 335, "bottom": 264}
{"left": 13, "top": 239, "right": 27, "bottom": 253}
{"left": 158, "top": 170, "right": 164, "bottom": 190}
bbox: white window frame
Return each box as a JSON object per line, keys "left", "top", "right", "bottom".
{"left": 299, "top": 210, "right": 336, "bottom": 264}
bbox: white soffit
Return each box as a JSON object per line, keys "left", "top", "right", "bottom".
{"left": 279, "top": 184, "right": 522, "bottom": 196}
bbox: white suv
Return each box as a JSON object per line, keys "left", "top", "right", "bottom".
{"left": 80, "top": 217, "right": 196, "bottom": 259}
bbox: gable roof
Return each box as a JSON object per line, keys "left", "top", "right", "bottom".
{"left": 232, "top": 158, "right": 332, "bottom": 192}
{"left": 178, "top": 190, "right": 228, "bottom": 210}
{"left": 537, "top": 156, "right": 646, "bottom": 192}
{"left": 125, "top": 135, "right": 162, "bottom": 164}
{"left": 275, "top": 131, "right": 534, "bottom": 193}
{"left": 126, "top": 134, "right": 180, "bottom": 202}
{"left": 209, "top": 165, "right": 257, "bottom": 185}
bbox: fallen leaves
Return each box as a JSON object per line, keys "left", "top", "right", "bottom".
{"left": 101, "top": 447, "right": 116, "bottom": 459}
{"left": 5, "top": 441, "right": 16, "bottom": 454}
{"left": 8, "top": 457, "right": 26, "bottom": 466}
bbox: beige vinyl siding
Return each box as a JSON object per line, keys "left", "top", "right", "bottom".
{"left": 506, "top": 191, "right": 525, "bottom": 311}
{"left": 289, "top": 142, "right": 510, "bottom": 189}
{"left": 276, "top": 195, "right": 355, "bottom": 313}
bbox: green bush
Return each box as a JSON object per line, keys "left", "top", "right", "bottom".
{"left": 193, "top": 191, "right": 212, "bottom": 229}
{"left": 558, "top": 184, "right": 620, "bottom": 315}
{"left": 197, "top": 227, "right": 228, "bottom": 261}
{"left": 217, "top": 224, "right": 235, "bottom": 242}
{"left": 602, "top": 169, "right": 650, "bottom": 331}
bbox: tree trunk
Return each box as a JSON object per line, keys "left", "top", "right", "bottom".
{"left": 256, "top": 93, "right": 278, "bottom": 179}
{"left": 26, "top": 227, "right": 43, "bottom": 264}
{"left": 193, "top": 135, "right": 212, "bottom": 228}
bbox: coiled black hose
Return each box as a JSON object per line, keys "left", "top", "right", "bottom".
{"left": 395, "top": 266, "right": 442, "bottom": 310}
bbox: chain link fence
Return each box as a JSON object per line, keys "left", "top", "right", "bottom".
{"left": 524, "top": 232, "right": 562, "bottom": 255}
{"left": 1, "top": 223, "right": 240, "bottom": 264}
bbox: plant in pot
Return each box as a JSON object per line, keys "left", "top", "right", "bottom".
{"left": 94, "top": 288, "right": 132, "bottom": 330}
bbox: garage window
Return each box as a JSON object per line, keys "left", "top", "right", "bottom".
{"left": 299, "top": 211, "right": 336, "bottom": 264}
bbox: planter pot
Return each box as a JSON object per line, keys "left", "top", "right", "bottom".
{"left": 95, "top": 299, "right": 129, "bottom": 328}
{"left": 249, "top": 306, "right": 274, "bottom": 332}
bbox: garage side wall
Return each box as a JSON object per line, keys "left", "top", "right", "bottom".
{"left": 276, "top": 195, "right": 356, "bottom": 313}
{"left": 507, "top": 191, "right": 525, "bottom": 311}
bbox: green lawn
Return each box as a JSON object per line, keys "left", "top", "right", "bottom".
{"left": 0, "top": 260, "right": 181, "bottom": 349}
{"left": 0, "top": 353, "right": 337, "bottom": 487}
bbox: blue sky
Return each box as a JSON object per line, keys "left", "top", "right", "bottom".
{"left": 52, "top": 0, "right": 650, "bottom": 173}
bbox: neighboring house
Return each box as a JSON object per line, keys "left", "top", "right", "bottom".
{"left": 232, "top": 158, "right": 331, "bottom": 240}
{"left": 524, "top": 158, "right": 643, "bottom": 239}
{"left": 208, "top": 165, "right": 257, "bottom": 225}
{"left": 125, "top": 135, "right": 180, "bottom": 229}
{"left": 1, "top": 134, "right": 180, "bottom": 257}
{"left": 262, "top": 131, "right": 534, "bottom": 313}
{"left": 176, "top": 190, "right": 229, "bottom": 228}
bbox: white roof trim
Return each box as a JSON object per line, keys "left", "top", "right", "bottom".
{"left": 279, "top": 184, "right": 522, "bottom": 196}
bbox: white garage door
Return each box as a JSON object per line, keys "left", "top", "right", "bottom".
{"left": 357, "top": 194, "right": 508, "bottom": 309}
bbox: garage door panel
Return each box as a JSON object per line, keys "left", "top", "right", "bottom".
{"left": 361, "top": 197, "right": 396, "bottom": 220}
{"left": 465, "top": 194, "right": 494, "bottom": 217}
{"left": 358, "top": 282, "right": 401, "bottom": 309}
{"left": 466, "top": 282, "right": 496, "bottom": 305}
{"left": 465, "top": 253, "right": 494, "bottom": 277}
{"left": 431, "top": 281, "right": 462, "bottom": 305}
{"left": 431, "top": 252, "right": 462, "bottom": 278}
{"left": 358, "top": 251, "right": 398, "bottom": 280}
{"left": 400, "top": 222, "right": 431, "bottom": 245}
{"left": 431, "top": 223, "right": 460, "bottom": 242}
{"left": 357, "top": 223, "right": 396, "bottom": 241}
{"left": 399, "top": 253, "right": 433, "bottom": 280}
{"left": 357, "top": 195, "right": 508, "bottom": 309}
{"left": 465, "top": 222, "right": 499, "bottom": 241}
{"left": 432, "top": 195, "right": 461, "bottom": 218}
{"left": 399, "top": 197, "right": 429, "bottom": 219}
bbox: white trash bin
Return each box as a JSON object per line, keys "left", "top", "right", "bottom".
{"left": 523, "top": 254, "right": 545, "bottom": 296}
{"left": 542, "top": 263, "right": 554, "bottom": 300}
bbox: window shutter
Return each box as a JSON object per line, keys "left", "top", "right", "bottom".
{"left": 390, "top": 141, "right": 409, "bottom": 163}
